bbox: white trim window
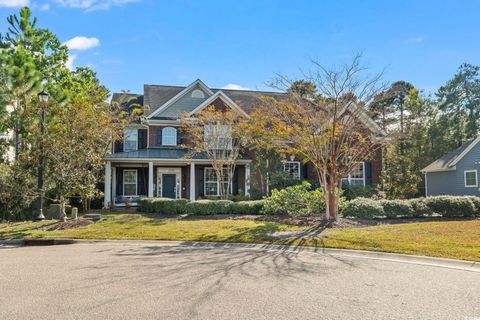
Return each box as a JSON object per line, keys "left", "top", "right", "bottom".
{"left": 464, "top": 170, "right": 478, "bottom": 187}
{"left": 204, "top": 125, "right": 232, "bottom": 150}
{"left": 162, "top": 127, "right": 177, "bottom": 146}
{"left": 283, "top": 161, "right": 301, "bottom": 179}
{"left": 124, "top": 129, "right": 138, "bottom": 152}
{"left": 343, "top": 162, "right": 366, "bottom": 186}
{"left": 123, "top": 170, "right": 138, "bottom": 196}
{"left": 204, "top": 168, "right": 231, "bottom": 196}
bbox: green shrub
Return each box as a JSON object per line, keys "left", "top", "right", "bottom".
{"left": 380, "top": 199, "right": 413, "bottom": 218}
{"left": 342, "top": 197, "right": 384, "bottom": 219}
{"left": 137, "top": 198, "right": 188, "bottom": 214}
{"left": 262, "top": 182, "right": 324, "bottom": 217}
{"left": 424, "top": 196, "right": 476, "bottom": 217}
{"left": 409, "top": 198, "right": 434, "bottom": 217}
{"left": 463, "top": 196, "right": 480, "bottom": 215}
{"left": 342, "top": 184, "right": 375, "bottom": 200}
{"left": 185, "top": 200, "right": 233, "bottom": 215}
{"left": 230, "top": 200, "right": 265, "bottom": 215}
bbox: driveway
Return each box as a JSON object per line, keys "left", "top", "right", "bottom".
{"left": 0, "top": 241, "right": 479, "bottom": 320}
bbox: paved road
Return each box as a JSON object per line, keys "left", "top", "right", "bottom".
{"left": 0, "top": 241, "right": 479, "bottom": 320}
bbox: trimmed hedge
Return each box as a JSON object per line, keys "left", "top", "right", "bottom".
{"left": 380, "top": 199, "right": 413, "bottom": 218}
{"left": 185, "top": 200, "right": 234, "bottom": 215}
{"left": 409, "top": 198, "right": 433, "bottom": 217}
{"left": 139, "top": 198, "right": 264, "bottom": 215}
{"left": 424, "top": 196, "right": 476, "bottom": 217}
{"left": 342, "top": 197, "right": 384, "bottom": 219}
{"left": 137, "top": 198, "right": 188, "bottom": 215}
{"left": 342, "top": 195, "right": 480, "bottom": 219}
{"left": 229, "top": 200, "right": 265, "bottom": 215}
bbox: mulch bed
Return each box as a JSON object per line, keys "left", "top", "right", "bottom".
{"left": 44, "top": 218, "right": 94, "bottom": 231}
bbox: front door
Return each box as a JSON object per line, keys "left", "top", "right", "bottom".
{"left": 162, "top": 174, "right": 176, "bottom": 199}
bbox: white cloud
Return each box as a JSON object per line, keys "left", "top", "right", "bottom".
{"left": 222, "top": 83, "right": 251, "bottom": 91}
{"left": 54, "top": 0, "right": 139, "bottom": 11}
{"left": 66, "top": 54, "right": 76, "bottom": 70}
{"left": 33, "top": 2, "right": 50, "bottom": 10}
{"left": 0, "top": 0, "right": 29, "bottom": 7}
{"left": 64, "top": 36, "right": 100, "bottom": 50}
{"left": 405, "top": 36, "right": 424, "bottom": 44}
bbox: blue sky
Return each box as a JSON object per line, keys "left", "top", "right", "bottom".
{"left": 1, "top": 0, "right": 479, "bottom": 95}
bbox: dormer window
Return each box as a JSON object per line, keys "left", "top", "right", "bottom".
{"left": 191, "top": 89, "right": 205, "bottom": 99}
{"left": 162, "top": 127, "right": 177, "bottom": 146}
{"left": 124, "top": 129, "right": 138, "bottom": 152}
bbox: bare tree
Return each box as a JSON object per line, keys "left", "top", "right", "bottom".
{"left": 247, "top": 54, "right": 387, "bottom": 220}
{"left": 181, "top": 105, "right": 245, "bottom": 200}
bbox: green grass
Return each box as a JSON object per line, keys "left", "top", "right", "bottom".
{"left": 0, "top": 214, "right": 303, "bottom": 243}
{"left": 1, "top": 214, "right": 479, "bottom": 261}
{"left": 285, "top": 220, "right": 480, "bottom": 262}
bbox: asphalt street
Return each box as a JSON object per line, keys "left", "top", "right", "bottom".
{"left": 0, "top": 241, "right": 479, "bottom": 320}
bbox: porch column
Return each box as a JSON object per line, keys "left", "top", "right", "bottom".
{"left": 112, "top": 166, "right": 117, "bottom": 206}
{"left": 148, "top": 162, "right": 154, "bottom": 197}
{"left": 189, "top": 162, "right": 195, "bottom": 201}
{"left": 245, "top": 163, "right": 251, "bottom": 197}
{"left": 104, "top": 161, "right": 111, "bottom": 208}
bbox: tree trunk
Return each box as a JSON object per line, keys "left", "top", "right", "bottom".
{"left": 59, "top": 198, "right": 67, "bottom": 222}
{"left": 327, "top": 181, "right": 337, "bottom": 221}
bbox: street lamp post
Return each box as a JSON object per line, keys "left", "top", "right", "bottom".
{"left": 33, "top": 91, "right": 49, "bottom": 221}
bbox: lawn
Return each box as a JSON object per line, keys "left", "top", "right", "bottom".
{"left": 1, "top": 214, "right": 479, "bottom": 261}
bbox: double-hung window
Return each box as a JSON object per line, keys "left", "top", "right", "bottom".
{"left": 464, "top": 170, "right": 478, "bottom": 187}
{"left": 162, "top": 127, "right": 177, "bottom": 146}
{"left": 123, "top": 170, "right": 137, "bottom": 196}
{"left": 343, "top": 162, "right": 365, "bottom": 186}
{"left": 283, "top": 161, "right": 301, "bottom": 179}
{"left": 124, "top": 129, "right": 138, "bottom": 152}
{"left": 204, "top": 168, "right": 231, "bottom": 196}
{"left": 204, "top": 125, "right": 232, "bottom": 150}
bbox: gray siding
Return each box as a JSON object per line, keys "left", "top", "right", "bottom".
{"left": 158, "top": 86, "right": 209, "bottom": 118}
{"left": 426, "top": 142, "right": 480, "bottom": 196}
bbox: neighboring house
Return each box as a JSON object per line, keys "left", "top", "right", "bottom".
{"left": 422, "top": 136, "right": 480, "bottom": 196}
{"left": 103, "top": 79, "right": 384, "bottom": 207}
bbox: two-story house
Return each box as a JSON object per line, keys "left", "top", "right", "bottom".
{"left": 103, "top": 79, "right": 384, "bottom": 207}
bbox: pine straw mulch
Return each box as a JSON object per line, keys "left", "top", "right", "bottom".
{"left": 43, "top": 218, "right": 94, "bottom": 231}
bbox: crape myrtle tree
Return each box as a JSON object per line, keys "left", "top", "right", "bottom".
{"left": 181, "top": 105, "right": 246, "bottom": 200}
{"left": 245, "top": 55, "right": 386, "bottom": 220}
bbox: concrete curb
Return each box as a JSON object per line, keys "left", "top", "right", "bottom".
{"left": 1, "top": 238, "right": 478, "bottom": 272}
{"left": 0, "top": 238, "right": 76, "bottom": 246}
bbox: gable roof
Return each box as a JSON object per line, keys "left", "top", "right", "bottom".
{"left": 188, "top": 90, "right": 250, "bottom": 117}
{"left": 146, "top": 79, "right": 214, "bottom": 118}
{"left": 421, "top": 136, "right": 480, "bottom": 173}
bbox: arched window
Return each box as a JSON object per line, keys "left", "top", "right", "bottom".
{"left": 162, "top": 127, "right": 177, "bottom": 146}
{"left": 191, "top": 89, "right": 205, "bottom": 98}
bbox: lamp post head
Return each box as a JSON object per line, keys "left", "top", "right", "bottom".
{"left": 38, "top": 91, "right": 49, "bottom": 103}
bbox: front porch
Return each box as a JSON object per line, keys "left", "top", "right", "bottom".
{"left": 103, "top": 160, "right": 251, "bottom": 208}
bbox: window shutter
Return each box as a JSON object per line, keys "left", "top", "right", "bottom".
{"left": 365, "top": 161, "right": 372, "bottom": 185}
{"left": 114, "top": 140, "right": 124, "bottom": 153}
{"left": 177, "top": 129, "right": 182, "bottom": 145}
{"left": 198, "top": 167, "right": 204, "bottom": 198}
{"left": 302, "top": 164, "right": 308, "bottom": 180}
{"left": 156, "top": 128, "right": 162, "bottom": 146}
{"left": 117, "top": 169, "right": 123, "bottom": 196}
{"left": 233, "top": 167, "right": 239, "bottom": 195}
{"left": 138, "top": 129, "right": 147, "bottom": 149}
{"left": 137, "top": 168, "right": 145, "bottom": 195}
